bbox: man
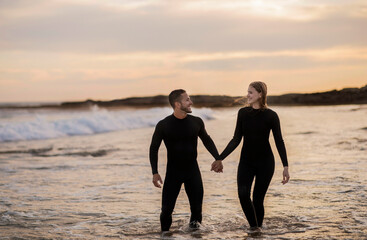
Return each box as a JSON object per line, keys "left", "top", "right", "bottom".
{"left": 149, "top": 89, "right": 221, "bottom": 232}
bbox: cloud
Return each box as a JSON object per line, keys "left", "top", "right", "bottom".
{"left": 0, "top": 1, "right": 367, "bottom": 53}
{"left": 1, "top": 1, "right": 366, "bottom": 102}
{"left": 181, "top": 56, "right": 365, "bottom": 71}
{"left": 179, "top": 47, "right": 367, "bottom": 71}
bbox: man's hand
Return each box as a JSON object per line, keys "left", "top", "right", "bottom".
{"left": 152, "top": 173, "right": 163, "bottom": 188}
{"left": 282, "top": 167, "right": 290, "bottom": 184}
{"left": 211, "top": 160, "right": 223, "bottom": 173}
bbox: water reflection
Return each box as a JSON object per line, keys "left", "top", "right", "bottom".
{"left": 0, "top": 105, "right": 366, "bottom": 239}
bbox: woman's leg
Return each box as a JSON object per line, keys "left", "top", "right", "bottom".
{"left": 237, "top": 164, "right": 258, "bottom": 227}
{"left": 252, "top": 160, "right": 275, "bottom": 227}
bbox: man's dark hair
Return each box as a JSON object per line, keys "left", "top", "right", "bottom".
{"left": 168, "top": 89, "right": 186, "bottom": 108}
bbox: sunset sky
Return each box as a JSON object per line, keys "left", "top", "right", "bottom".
{"left": 1, "top": 0, "right": 366, "bottom": 102}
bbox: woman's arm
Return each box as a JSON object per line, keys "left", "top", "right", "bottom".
{"left": 271, "top": 112, "right": 290, "bottom": 184}
{"left": 219, "top": 109, "right": 244, "bottom": 160}
{"left": 272, "top": 112, "right": 288, "bottom": 167}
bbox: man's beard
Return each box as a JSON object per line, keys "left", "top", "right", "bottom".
{"left": 180, "top": 105, "right": 192, "bottom": 113}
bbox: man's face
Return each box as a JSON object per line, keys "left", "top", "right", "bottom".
{"left": 178, "top": 92, "right": 193, "bottom": 113}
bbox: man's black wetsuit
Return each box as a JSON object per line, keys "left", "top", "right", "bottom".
{"left": 220, "top": 107, "right": 288, "bottom": 228}
{"left": 150, "top": 114, "right": 220, "bottom": 231}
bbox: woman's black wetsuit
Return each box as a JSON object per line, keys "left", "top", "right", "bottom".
{"left": 150, "top": 114, "right": 220, "bottom": 231}
{"left": 220, "top": 107, "right": 288, "bottom": 228}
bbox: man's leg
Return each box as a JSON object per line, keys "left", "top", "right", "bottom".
{"left": 184, "top": 168, "right": 204, "bottom": 226}
{"left": 161, "top": 175, "right": 182, "bottom": 231}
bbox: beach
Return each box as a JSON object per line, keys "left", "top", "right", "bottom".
{"left": 0, "top": 105, "right": 366, "bottom": 239}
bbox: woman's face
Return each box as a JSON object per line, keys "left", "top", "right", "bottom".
{"left": 247, "top": 85, "right": 262, "bottom": 105}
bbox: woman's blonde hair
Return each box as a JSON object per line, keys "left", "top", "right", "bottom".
{"left": 248, "top": 81, "right": 268, "bottom": 109}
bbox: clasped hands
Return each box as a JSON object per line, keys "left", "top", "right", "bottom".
{"left": 211, "top": 160, "right": 223, "bottom": 173}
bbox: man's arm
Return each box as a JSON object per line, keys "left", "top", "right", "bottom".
{"left": 198, "top": 118, "right": 220, "bottom": 160}
{"left": 149, "top": 121, "right": 164, "bottom": 187}
{"left": 197, "top": 119, "right": 223, "bottom": 173}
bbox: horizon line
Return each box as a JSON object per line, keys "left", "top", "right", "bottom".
{"left": 1, "top": 84, "right": 366, "bottom": 104}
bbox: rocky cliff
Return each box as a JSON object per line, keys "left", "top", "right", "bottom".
{"left": 60, "top": 84, "right": 367, "bottom": 108}
{"left": 2, "top": 85, "right": 366, "bottom": 109}
{"left": 267, "top": 84, "right": 367, "bottom": 106}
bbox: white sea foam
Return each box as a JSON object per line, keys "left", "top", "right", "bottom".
{"left": 0, "top": 107, "right": 214, "bottom": 142}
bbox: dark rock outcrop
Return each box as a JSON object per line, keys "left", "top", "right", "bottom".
{"left": 1, "top": 84, "right": 366, "bottom": 109}
{"left": 61, "top": 95, "right": 169, "bottom": 108}
{"left": 60, "top": 95, "right": 240, "bottom": 108}
{"left": 60, "top": 84, "right": 367, "bottom": 108}
{"left": 268, "top": 85, "right": 367, "bottom": 106}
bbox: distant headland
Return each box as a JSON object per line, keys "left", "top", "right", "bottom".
{"left": 2, "top": 84, "right": 367, "bottom": 109}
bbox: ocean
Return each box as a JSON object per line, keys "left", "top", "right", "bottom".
{"left": 0, "top": 105, "right": 366, "bottom": 239}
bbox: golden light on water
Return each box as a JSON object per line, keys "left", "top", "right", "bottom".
{"left": 1, "top": 105, "right": 366, "bottom": 238}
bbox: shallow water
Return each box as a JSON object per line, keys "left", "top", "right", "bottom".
{"left": 0, "top": 105, "right": 366, "bottom": 239}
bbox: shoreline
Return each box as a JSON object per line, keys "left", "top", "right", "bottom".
{"left": 1, "top": 85, "right": 366, "bottom": 110}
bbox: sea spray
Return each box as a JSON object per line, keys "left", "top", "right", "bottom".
{"left": 0, "top": 107, "right": 214, "bottom": 142}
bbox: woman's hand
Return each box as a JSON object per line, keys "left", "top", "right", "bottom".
{"left": 282, "top": 167, "right": 290, "bottom": 184}
{"left": 152, "top": 173, "right": 163, "bottom": 188}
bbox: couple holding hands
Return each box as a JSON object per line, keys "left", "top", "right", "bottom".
{"left": 149, "top": 81, "right": 290, "bottom": 233}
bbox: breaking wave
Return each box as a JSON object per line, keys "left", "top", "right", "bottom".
{"left": 0, "top": 107, "right": 214, "bottom": 142}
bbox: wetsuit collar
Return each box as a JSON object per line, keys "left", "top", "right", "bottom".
{"left": 172, "top": 113, "right": 188, "bottom": 120}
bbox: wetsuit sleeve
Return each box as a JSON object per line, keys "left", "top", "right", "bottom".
{"left": 219, "top": 109, "right": 243, "bottom": 160}
{"left": 271, "top": 112, "right": 288, "bottom": 167}
{"left": 149, "top": 121, "right": 163, "bottom": 174}
{"left": 198, "top": 118, "right": 221, "bottom": 160}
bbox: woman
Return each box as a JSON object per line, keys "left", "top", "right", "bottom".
{"left": 212, "top": 81, "right": 290, "bottom": 231}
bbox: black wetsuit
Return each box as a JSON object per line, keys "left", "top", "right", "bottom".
{"left": 220, "top": 107, "right": 288, "bottom": 228}
{"left": 149, "top": 114, "right": 220, "bottom": 231}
